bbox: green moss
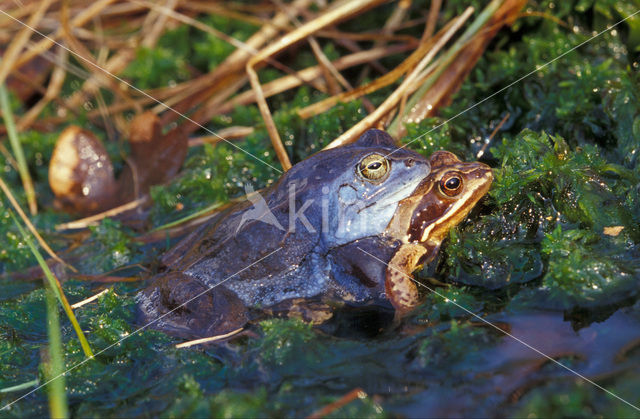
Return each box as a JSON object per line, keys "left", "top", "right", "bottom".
{"left": 0, "top": 206, "right": 35, "bottom": 273}
{"left": 416, "top": 286, "right": 483, "bottom": 322}
{"left": 150, "top": 143, "right": 232, "bottom": 226}
{"left": 402, "top": 119, "right": 468, "bottom": 159}
{"left": 123, "top": 29, "right": 190, "bottom": 89}
{"left": 540, "top": 225, "right": 638, "bottom": 307}
{"left": 84, "top": 219, "right": 140, "bottom": 272}
{"left": 515, "top": 370, "right": 640, "bottom": 419}
{"left": 516, "top": 382, "right": 597, "bottom": 418}
{"left": 191, "top": 15, "right": 258, "bottom": 72}
{"left": 255, "top": 318, "right": 318, "bottom": 367}
{"left": 441, "top": 127, "right": 639, "bottom": 300}
{"left": 417, "top": 320, "right": 497, "bottom": 370}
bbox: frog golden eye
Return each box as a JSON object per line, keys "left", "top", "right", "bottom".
{"left": 357, "top": 154, "right": 389, "bottom": 181}
{"left": 440, "top": 172, "right": 463, "bottom": 196}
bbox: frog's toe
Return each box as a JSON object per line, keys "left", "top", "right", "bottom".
{"left": 136, "top": 272, "right": 248, "bottom": 339}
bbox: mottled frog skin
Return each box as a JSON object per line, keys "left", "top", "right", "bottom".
{"left": 137, "top": 129, "right": 492, "bottom": 338}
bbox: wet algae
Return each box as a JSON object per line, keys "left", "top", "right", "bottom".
{"left": 1, "top": 1, "right": 640, "bottom": 417}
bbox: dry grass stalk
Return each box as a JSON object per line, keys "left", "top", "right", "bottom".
{"left": 423, "top": 0, "right": 442, "bottom": 42}
{"left": 0, "top": 0, "right": 53, "bottom": 88}
{"left": 70, "top": 288, "right": 111, "bottom": 309}
{"left": 17, "top": 47, "right": 67, "bottom": 131}
{"left": 175, "top": 328, "right": 244, "bottom": 348}
{"left": 135, "top": 1, "right": 326, "bottom": 118}
{"left": 356, "top": 0, "right": 412, "bottom": 86}
{"left": 296, "top": 22, "right": 454, "bottom": 120}
{"left": 393, "top": 0, "right": 526, "bottom": 137}
{"left": 162, "top": 0, "right": 313, "bottom": 134}
{"left": 12, "top": 0, "right": 119, "bottom": 70}
{"left": 55, "top": 196, "right": 149, "bottom": 231}
{"left": 247, "top": 0, "right": 386, "bottom": 170}
{"left": 324, "top": 6, "right": 475, "bottom": 149}
{"left": 307, "top": 388, "right": 369, "bottom": 419}
{"left": 217, "top": 43, "right": 413, "bottom": 116}
{"left": 188, "top": 126, "right": 255, "bottom": 147}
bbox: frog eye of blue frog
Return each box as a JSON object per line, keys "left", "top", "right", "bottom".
{"left": 357, "top": 154, "right": 389, "bottom": 181}
{"left": 440, "top": 172, "right": 463, "bottom": 196}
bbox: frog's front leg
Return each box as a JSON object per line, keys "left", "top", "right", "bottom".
{"left": 385, "top": 242, "right": 438, "bottom": 314}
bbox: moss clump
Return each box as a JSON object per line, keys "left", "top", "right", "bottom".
{"left": 0, "top": 207, "right": 35, "bottom": 273}
{"left": 540, "top": 225, "right": 639, "bottom": 308}
{"left": 192, "top": 15, "right": 258, "bottom": 71}
{"left": 441, "top": 129, "right": 639, "bottom": 308}
{"left": 84, "top": 219, "right": 140, "bottom": 272}
{"left": 416, "top": 320, "right": 497, "bottom": 370}
{"left": 255, "top": 318, "right": 319, "bottom": 367}
{"left": 416, "top": 286, "right": 484, "bottom": 322}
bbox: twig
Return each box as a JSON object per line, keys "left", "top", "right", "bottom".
{"left": 188, "top": 126, "right": 254, "bottom": 147}
{"left": 175, "top": 328, "right": 244, "bottom": 348}
{"left": 423, "top": 0, "right": 442, "bottom": 42}
{"left": 307, "top": 388, "right": 369, "bottom": 419}
{"left": 55, "top": 196, "right": 149, "bottom": 231}
{"left": 70, "top": 289, "right": 110, "bottom": 309}
{"left": 0, "top": 0, "right": 53, "bottom": 87}
{"left": 478, "top": 112, "right": 510, "bottom": 158}
{"left": 297, "top": 33, "right": 445, "bottom": 119}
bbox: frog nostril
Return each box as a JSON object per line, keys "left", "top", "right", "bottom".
{"left": 405, "top": 158, "right": 415, "bottom": 168}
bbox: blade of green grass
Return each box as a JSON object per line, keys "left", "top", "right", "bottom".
{"left": 0, "top": 81, "right": 37, "bottom": 215}
{"left": 10, "top": 211, "right": 94, "bottom": 358}
{"left": 44, "top": 284, "right": 69, "bottom": 419}
{"left": 0, "top": 379, "right": 39, "bottom": 394}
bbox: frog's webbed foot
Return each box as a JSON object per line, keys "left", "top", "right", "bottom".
{"left": 265, "top": 298, "right": 334, "bottom": 325}
{"left": 385, "top": 243, "right": 436, "bottom": 316}
{"left": 136, "top": 272, "right": 248, "bottom": 339}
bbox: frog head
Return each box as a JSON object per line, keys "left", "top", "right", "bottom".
{"left": 261, "top": 129, "right": 433, "bottom": 246}
{"left": 384, "top": 149, "right": 493, "bottom": 312}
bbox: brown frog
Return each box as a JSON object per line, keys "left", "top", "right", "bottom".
{"left": 136, "top": 129, "right": 492, "bottom": 338}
